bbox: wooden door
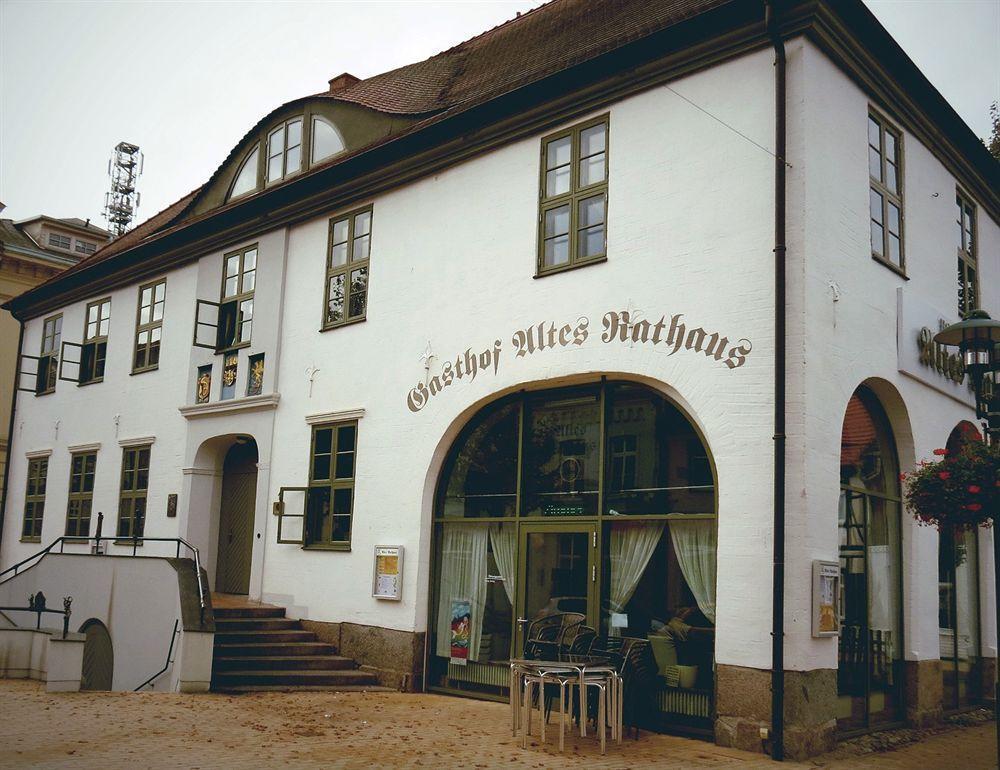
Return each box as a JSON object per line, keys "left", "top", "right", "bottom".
{"left": 80, "top": 619, "right": 114, "bottom": 691}
{"left": 215, "top": 441, "right": 258, "bottom": 594}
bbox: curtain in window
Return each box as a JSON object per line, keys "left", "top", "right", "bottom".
{"left": 435, "top": 524, "right": 489, "bottom": 660}
{"left": 669, "top": 519, "right": 717, "bottom": 624}
{"left": 609, "top": 522, "right": 664, "bottom": 630}
{"left": 867, "top": 499, "right": 900, "bottom": 680}
{"left": 489, "top": 523, "right": 517, "bottom": 606}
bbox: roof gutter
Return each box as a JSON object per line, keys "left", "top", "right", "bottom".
{"left": 766, "top": 0, "right": 787, "bottom": 761}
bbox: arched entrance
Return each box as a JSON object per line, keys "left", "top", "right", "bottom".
{"left": 79, "top": 619, "right": 113, "bottom": 691}
{"left": 939, "top": 421, "right": 983, "bottom": 710}
{"left": 837, "top": 386, "right": 904, "bottom": 732}
{"left": 215, "top": 439, "right": 259, "bottom": 594}
{"left": 428, "top": 380, "right": 717, "bottom": 734}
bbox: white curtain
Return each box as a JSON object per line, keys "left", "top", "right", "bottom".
{"left": 435, "top": 524, "right": 489, "bottom": 661}
{"left": 489, "top": 523, "right": 516, "bottom": 605}
{"left": 609, "top": 522, "right": 665, "bottom": 625}
{"left": 669, "top": 519, "right": 717, "bottom": 624}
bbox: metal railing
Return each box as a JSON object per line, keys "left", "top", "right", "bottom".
{"left": 135, "top": 618, "right": 180, "bottom": 691}
{"left": 0, "top": 523, "right": 207, "bottom": 626}
{"left": 0, "top": 593, "right": 72, "bottom": 638}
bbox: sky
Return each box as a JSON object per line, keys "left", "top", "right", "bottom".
{"left": 0, "top": 0, "right": 997, "bottom": 230}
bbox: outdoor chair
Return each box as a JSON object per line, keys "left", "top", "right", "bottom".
{"left": 524, "top": 612, "right": 585, "bottom": 659}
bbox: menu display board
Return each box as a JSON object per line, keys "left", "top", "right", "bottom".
{"left": 372, "top": 545, "right": 404, "bottom": 600}
{"left": 812, "top": 560, "right": 840, "bottom": 637}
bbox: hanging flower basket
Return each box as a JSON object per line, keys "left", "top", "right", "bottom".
{"left": 902, "top": 440, "right": 1000, "bottom": 531}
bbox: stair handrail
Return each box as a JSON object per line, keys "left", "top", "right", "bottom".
{"left": 134, "top": 618, "right": 180, "bottom": 691}
{"left": 0, "top": 535, "right": 206, "bottom": 626}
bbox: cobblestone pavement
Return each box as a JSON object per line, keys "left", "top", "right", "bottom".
{"left": 0, "top": 681, "right": 993, "bottom": 769}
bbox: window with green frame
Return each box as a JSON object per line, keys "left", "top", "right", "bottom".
{"left": 305, "top": 422, "right": 357, "bottom": 548}
{"left": 868, "top": 111, "right": 904, "bottom": 272}
{"left": 37, "top": 314, "right": 61, "bottom": 395}
{"left": 218, "top": 246, "right": 256, "bottom": 351}
{"left": 66, "top": 451, "right": 97, "bottom": 537}
{"left": 956, "top": 191, "right": 978, "bottom": 318}
{"left": 133, "top": 279, "right": 166, "bottom": 373}
{"left": 117, "top": 445, "right": 150, "bottom": 539}
{"left": 323, "top": 208, "right": 371, "bottom": 328}
{"left": 537, "top": 116, "right": 608, "bottom": 274}
{"left": 21, "top": 457, "right": 49, "bottom": 541}
{"left": 80, "top": 298, "right": 111, "bottom": 385}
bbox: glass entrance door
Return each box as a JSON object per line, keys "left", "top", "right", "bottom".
{"left": 515, "top": 523, "right": 597, "bottom": 657}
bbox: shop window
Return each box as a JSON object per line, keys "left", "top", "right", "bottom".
{"left": 956, "top": 192, "right": 978, "bottom": 317}
{"left": 21, "top": 457, "right": 48, "bottom": 541}
{"left": 59, "top": 298, "right": 111, "bottom": 386}
{"left": 429, "top": 381, "right": 717, "bottom": 731}
{"left": 324, "top": 208, "right": 371, "bottom": 329}
{"left": 868, "top": 112, "right": 904, "bottom": 272}
{"left": 246, "top": 353, "right": 264, "bottom": 397}
{"left": 117, "top": 445, "right": 150, "bottom": 540}
{"left": 133, "top": 279, "right": 166, "bottom": 373}
{"left": 66, "top": 451, "right": 97, "bottom": 537}
{"left": 266, "top": 117, "right": 302, "bottom": 184}
{"left": 278, "top": 423, "right": 358, "bottom": 548}
{"left": 193, "top": 245, "right": 256, "bottom": 353}
{"left": 939, "top": 422, "right": 983, "bottom": 710}
{"left": 837, "top": 387, "right": 903, "bottom": 732}
{"left": 537, "top": 116, "right": 608, "bottom": 275}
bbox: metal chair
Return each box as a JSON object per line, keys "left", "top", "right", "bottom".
{"left": 524, "top": 612, "right": 585, "bottom": 659}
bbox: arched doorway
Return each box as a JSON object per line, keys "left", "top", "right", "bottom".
{"left": 428, "top": 380, "right": 717, "bottom": 734}
{"left": 837, "top": 386, "right": 904, "bottom": 733}
{"left": 939, "top": 421, "right": 983, "bottom": 711}
{"left": 79, "top": 619, "right": 113, "bottom": 691}
{"left": 215, "top": 439, "right": 259, "bottom": 594}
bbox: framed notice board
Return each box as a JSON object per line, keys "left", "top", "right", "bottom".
{"left": 372, "top": 545, "right": 404, "bottom": 600}
{"left": 812, "top": 560, "right": 840, "bottom": 637}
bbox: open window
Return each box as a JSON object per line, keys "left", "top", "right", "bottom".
{"left": 274, "top": 486, "right": 307, "bottom": 544}
{"left": 58, "top": 341, "right": 83, "bottom": 383}
{"left": 30, "top": 313, "right": 62, "bottom": 394}
{"left": 193, "top": 299, "right": 221, "bottom": 349}
{"left": 16, "top": 354, "right": 42, "bottom": 393}
{"left": 78, "top": 298, "right": 110, "bottom": 385}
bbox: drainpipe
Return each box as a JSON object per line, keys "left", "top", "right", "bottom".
{"left": 766, "top": 0, "right": 787, "bottom": 762}
{"left": 0, "top": 320, "right": 26, "bottom": 559}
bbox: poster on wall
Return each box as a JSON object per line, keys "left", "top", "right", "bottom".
{"left": 812, "top": 560, "right": 840, "bottom": 638}
{"left": 450, "top": 599, "right": 472, "bottom": 665}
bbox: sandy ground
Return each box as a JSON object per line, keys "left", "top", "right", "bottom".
{"left": 0, "top": 680, "right": 993, "bottom": 769}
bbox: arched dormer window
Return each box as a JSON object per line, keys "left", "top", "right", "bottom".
{"left": 266, "top": 117, "right": 303, "bottom": 184}
{"left": 229, "top": 146, "right": 259, "bottom": 200}
{"left": 311, "top": 116, "right": 345, "bottom": 164}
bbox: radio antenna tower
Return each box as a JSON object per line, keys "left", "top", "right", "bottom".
{"left": 103, "top": 141, "right": 143, "bottom": 238}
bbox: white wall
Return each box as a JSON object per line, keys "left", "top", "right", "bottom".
{"left": 784, "top": 39, "right": 1000, "bottom": 673}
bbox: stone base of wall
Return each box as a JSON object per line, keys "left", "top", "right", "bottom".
{"left": 905, "top": 659, "right": 943, "bottom": 728}
{"left": 715, "top": 664, "right": 837, "bottom": 760}
{"left": 300, "top": 619, "right": 423, "bottom": 691}
{"left": 980, "top": 657, "right": 997, "bottom": 706}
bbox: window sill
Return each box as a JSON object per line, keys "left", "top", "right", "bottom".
{"left": 78, "top": 378, "right": 104, "bottom": 387}
{"left": 130, "top": 366, "right": 159, "bottom": 376}
{"left": 34, "top": 389, "right": 55, "bottom": 397}
{"left": 871, "top": 254, "right": 908, "bottom": 279}
{"left": 20, "top": 536, "right": 41, "bottom": 544}
{"left": 113, "top": 539, "right": 144, "bottom": 546}
{"left": 216, "top": 341, "right": 251, "bottom": 356}
{"left": 534, "top": 256, "right": 607, "bottom": 279}
{"left": 303, "top": 543, "right": 352, "bottom": 552}
{"left": 320, "top": 316, "right": 367, "bottom": 333}
{"left": 62, "top": 536, "right": 90, "bottom": 544}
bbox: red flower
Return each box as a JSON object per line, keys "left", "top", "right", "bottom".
{"left": 938, "top": 471, "right": 950, "bottom": 480}
{"left": 968, "top": 485, "right": 981, "bottom": 493}
{"left": 899, "top": 473, "right": 907, "bottom": 481}
{"left": 966, "top": 503, "right": 983, "bottom": 512}
{"left": 933, "top": 448, "right": 948, "bottom": 456}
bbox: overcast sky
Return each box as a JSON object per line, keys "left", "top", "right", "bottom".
{"left": 1, "top": 0, "right": 997, "bottom": 229}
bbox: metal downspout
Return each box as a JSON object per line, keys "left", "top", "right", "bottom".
{"left": 766, "top": 0, "right": 787, "bottom": 761}
{"left": 0, "top": 320, "right": 26, "bottom": 559}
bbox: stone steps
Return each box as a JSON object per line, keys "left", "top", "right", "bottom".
{"left": 210, "top": 601, "right": 379, "bottom": 692}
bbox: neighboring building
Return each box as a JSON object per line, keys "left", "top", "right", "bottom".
{"left": 0, "top": 209, "right": 110, "bottom": 505}
{"left": 1, "top": 0, "right": 997, "bottom": 759}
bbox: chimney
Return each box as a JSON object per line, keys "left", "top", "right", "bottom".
{"left": 328, "top": 72, "right": 360, "bottom": 94}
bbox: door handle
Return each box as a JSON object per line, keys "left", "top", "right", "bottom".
{"left": 516, "top": 617, "right": 528, "bottom": 625}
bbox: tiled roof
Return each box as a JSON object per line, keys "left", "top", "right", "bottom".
{"left": 52, "top": 189, "right": 201, "bottom": 281}
{"left": 0, "top": 218, "right": 41, "bottom": 252}
{"left": 334, "top": 0, "right": 728, "bottom": 115}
